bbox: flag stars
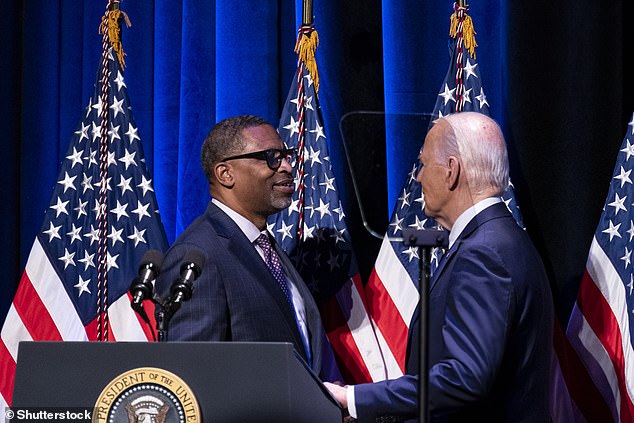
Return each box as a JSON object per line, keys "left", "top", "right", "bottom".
{"left": 128, "top": 227, "right": 147, "bottom": 247}
{"left": 464, "top": 59, "right": 479, "bottom": 80}
{"left": 108, "top": 226, "right": 125, "bottom": 246}
{"left": 132, "top": 200, "right": 151, "bottom": 221}
{"left": 608, "top": 193, "right": 627, "bottom": 215}
{"left": 621, "top": 139, "right": 634, "bottom": 161}
{"left": 110, "top": 97, "right": 125, "bottom": 118}
{"left": 320, "top": 176, "right": 336, "bottom": 194}
{"left": 629, "top": 275, "right": 634, "bottom": 295}
{"left": 333, "top": 204, "right": 346, "bottom": 222}
{"left": 476, "top": 88, "right": 489, "bottom": 108}
{"left": 92, "top": 95, "right": 104, "bottom": 117}
{"left": 114, "top": 70, "right": 126, "bottom": 92}
{"left": 409, "top": 215, "right": 427, "bottom": 230}
{"left": 119, "top": 149, "right": 137, "bottom": 170}
{"left": 118, "top": 175, "right": 133, "bottom": 195}
{"left": 602, "top": 220, "right": 622, "bottom": 241}
{"left": 284, "top": 116, "right": 301, "bottom": 138}
{"left": 58, "top": 248, "right": 76, "bottom": 269}
{"left": 66, "top": 147, "right": 84, "bottom": 168}
{"left": 627, "top": 220, "right": 634, "bottom": 241}
{"left": 390, "top": 216, "right": 404, "bottom": 235}
{"left": 403, "top": 246, "right": 419, "bottom": 262}
{"left": 50, "top": 197, "right": 69, "bottom": 218}
{"left": 106, "top": 251, "right": 120, "bottom": 271}
{"left": 66, "top": 223, "right": 83, "bottom": 244}
{"left": 614, "top": 166, "right": 632, "bottom": 188}
{"left": 138, "top": 175, "right": 154, "bottom": 196}
{"left": 74, "top": 276, "right": 91, "bottom": 297}
{"left": 85, "top": 225, "right": 100, "bottom": 246}
{"left": 110, "top": 200, "right": 129, "bottom": 221}
{"left": 621, "top": 247, "right": 631, "bottom": 269}
{"left": 327, "top": 251, "right": 339, "bottom": 271}
{"left": 303, "top": 224, "right": 316, "bottom": 241}
{"left": 399, "top": 190, "right": 411, "bottom": 210}
{"left": 43, "top": 222, "right": 62, "bottom": 242}
{"left": 75, "top": 122, "right": 90, "bottom": 143}
{"left": 310, "top": 121, "right": 326, "bottom": 140}
{"left": 439, "top": 84, "right": 456, "bottom": 106}
{"left": 125, "top": 123, "right": 140, "bottom": 144}
{"left": 276, "top": 221, "right": 294, "bottom": 241}
{"left": 78, "top": 250, "right": 95, "bottom": 271}
{"left": 308, "top": 146, "right": 322, "bottom": 165}
{"left": 57, "top": 172, "right": 77, "bottom": 193}
{"left": 313, "top": 199, "right": 331, "bottom": 219}
{"left": 108, "top": 123, "right": 121, "bottom": 142}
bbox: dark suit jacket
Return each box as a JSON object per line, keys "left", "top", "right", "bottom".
{"left": 154, "top": 201, "right": 324, "bottom": 373}
{"left": 355, "top": 202, "right": 553, "bottom": 422}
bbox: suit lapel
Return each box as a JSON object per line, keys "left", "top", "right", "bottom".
{"left": 206, "top": 203, "right": 306, "bottom": 356}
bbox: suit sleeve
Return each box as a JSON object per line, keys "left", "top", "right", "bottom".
{"left": 428, "top": 242, "right": 513, "bottom": 413}
{"left": 156, "top": 243, "right": 229, "bottom": 341}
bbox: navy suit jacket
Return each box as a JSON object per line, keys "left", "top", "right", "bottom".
{"left": 355, "top": 202, "right": 553, "bottom": 422}
{"left": 154, "top": 201, "right": 324, "bottom": 373}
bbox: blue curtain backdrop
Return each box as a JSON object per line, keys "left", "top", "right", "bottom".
{"left": 0, "top": 0, "right": 631, "bottom": 329}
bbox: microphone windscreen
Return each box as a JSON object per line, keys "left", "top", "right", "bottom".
{"left": 182, "top": 249, "right": 205, "bottom": 269}
{"left": 140, "top": 249, "right": 164, "bottom": 268}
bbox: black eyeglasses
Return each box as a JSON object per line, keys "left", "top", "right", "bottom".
{"left": 221, "top": 147, "right": 298, "bottom": 171}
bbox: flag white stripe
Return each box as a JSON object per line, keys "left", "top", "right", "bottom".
{"left": 0, "top": 306, "right": 32, "bottom": 362}
{"left": 586, "top": 238, "right": 634, "bottom": 401}
{"left": 372, "top": 321, "right": 404, "bottom": 380}
{"left": 549, "top": 346, "right": 588, "bottom": 423}
{"left": 374, "top": 237, "right": 418, "bottom": 327}
{"left": 109, "top": 294, "right": 147, "bottom": 341}
{"left": 26, "top": 239, "right": 87, "bottom": 341}
{"left": 568, "top": 302, "right": 619, "bottom": 421}
{"left": 340, "top": 279, "right": 390, "bottom": 381}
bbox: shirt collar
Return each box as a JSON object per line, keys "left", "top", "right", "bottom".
{"left": 212, "top": 198, "right": 263, "bottom": 243}
{"left": 448, "top": 196, "right": 502, "bottom": 249}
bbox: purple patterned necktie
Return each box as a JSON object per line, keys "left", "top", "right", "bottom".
{"left": 254, "top": 233, "right": 292, "bottom": 304}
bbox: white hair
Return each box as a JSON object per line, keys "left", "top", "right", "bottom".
{"left": 441, "top": 112, "right": 509, "bottom": 196}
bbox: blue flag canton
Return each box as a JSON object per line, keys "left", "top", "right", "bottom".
{"left": 38, "top": 49, "right": 168, "bottom": 324}
{"left": 269, "top": 67, "right": 358, "bottom": 304}
{"left": 595, "top": 114, "right": 634, "bottom": 322}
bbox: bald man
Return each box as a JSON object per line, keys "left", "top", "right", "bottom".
{"left": 326, "top": 112, "right": 553, "bottom": 422}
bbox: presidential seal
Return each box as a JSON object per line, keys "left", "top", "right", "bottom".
{"left": 93, "top": 367, "right": 200, "bottom": 423}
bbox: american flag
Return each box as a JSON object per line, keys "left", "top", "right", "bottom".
{"left": 564, "top": 112, "right": 634, "bottom": 421}
{"left": 0, "top": 28, "right": 168, "bottom": 407}
{"left": 364, "top": 3, "right": 524, "bottom": 377}
{"left": 269, "top": 24, "right": 388, "bottom": 384}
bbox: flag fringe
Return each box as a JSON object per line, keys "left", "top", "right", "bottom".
{"left": 99, "top": 8, "right": 132, "bottom": 70}
{"left": 449, "top": 11, "right": 478, "bottom": 59}
{"left": 294, "top": 28, "right": 320, "bottom": 95}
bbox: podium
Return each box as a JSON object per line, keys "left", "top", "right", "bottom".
{"left": 12, "top": 341, "right": 342, "bottom": 422}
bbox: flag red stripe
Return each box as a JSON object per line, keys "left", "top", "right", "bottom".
{"left": 13, "top": 272, "right": 62, "bottom": 341}
{"left": 577, "top": 269, "right": 634, "bottom": 420}
{"left": 365, "top": 268, "right": 408, "bottom": 371}
{"left": 0, "top": 340, "right": 16, "bottom": 406}
{"left": 554, "top": 315, "right": 613, "bottom": 421}
{"left": 320, "top": 294, "right": 372, "bottom": 383}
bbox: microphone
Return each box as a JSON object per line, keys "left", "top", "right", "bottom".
{"left": 130, "top": 249, "right": 164, "bottom": 309}
{"left": 170, "top": 249, "right": 205, "bottom": 305}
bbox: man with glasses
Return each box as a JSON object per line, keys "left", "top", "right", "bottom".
{"left": 154, "top": 115, "right": 327, "bottom": 376}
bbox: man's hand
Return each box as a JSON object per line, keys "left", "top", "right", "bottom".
{"left": 324, "top": 381, "right": 348, "bottom": 408}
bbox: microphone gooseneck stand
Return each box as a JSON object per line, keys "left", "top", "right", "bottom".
{"left": 401, "top": 228, "right": 448, "bottom": 423}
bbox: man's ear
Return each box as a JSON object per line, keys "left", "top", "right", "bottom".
{"left": 214, "top": 162, "right": 235, "bottom": 188}
{"left": 446, "top": 156, "right": 460, "bottom": 190}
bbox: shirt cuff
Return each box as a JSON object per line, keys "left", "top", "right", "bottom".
{"left": 347, "top": 385, "right": 358, "bottom": 419}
